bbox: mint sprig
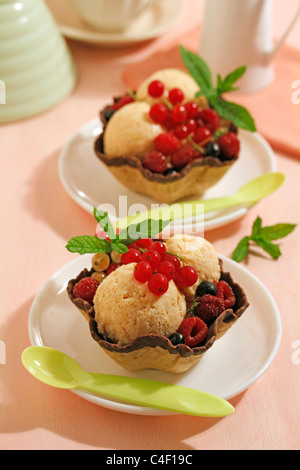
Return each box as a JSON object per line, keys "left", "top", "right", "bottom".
{"left": 66, "top": 208, "right": 170, "bottom": 256}
{"left": 232, "top": 216, "right": 296, "bottom": 262}
{"left": 180, "top": 45, "right": 256, "bottom": 132}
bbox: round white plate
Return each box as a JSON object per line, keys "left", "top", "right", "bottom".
{"left": 45, "top": 0, "right": 185, "bottom": 47}
{"left": 58, "top": 119, "right": 277, "bottom": 232}
{"left": 28, "top": 254, "right": 282, "bottom": 416}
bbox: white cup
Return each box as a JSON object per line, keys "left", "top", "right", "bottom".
{"left": 73, "top": 0, "right": 156, "bottom": 32}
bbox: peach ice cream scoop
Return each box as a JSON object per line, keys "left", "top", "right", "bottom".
{"left": 93, "top": 263, "right": 186, "bottom": 346}
{"left": 165, "top": 235, "right": 221, "bottom": 301}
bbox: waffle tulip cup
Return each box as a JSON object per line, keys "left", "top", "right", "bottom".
{"left": 67, "top": 262, "right": 249, "bottom": 374}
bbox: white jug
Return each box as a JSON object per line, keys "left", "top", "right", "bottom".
{"left": 199, "top": 0, "right": 300, "bottom": 92}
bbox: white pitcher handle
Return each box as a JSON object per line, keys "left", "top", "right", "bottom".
{"left": 270, "top": 0, "right": 300, "bottom": 58}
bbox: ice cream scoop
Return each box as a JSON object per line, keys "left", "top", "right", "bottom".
{"left": 21, "top": 346, "right": 234, "bottom": 417}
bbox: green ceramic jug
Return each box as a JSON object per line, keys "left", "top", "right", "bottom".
{"left": 0, "top": 0, "right": 77, "bottom": 123}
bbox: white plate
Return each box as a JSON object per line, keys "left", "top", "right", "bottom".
{"left": 58, "top": 119, "right": 277, "bottom": 232}
{"left": 28, "top": 254, "right": 282, "bottom": 416}
{"left": 45, "top": 0, "right": 185, "bottom": 47}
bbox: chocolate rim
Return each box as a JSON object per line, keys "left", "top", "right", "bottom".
{"left": 67, "top": 262, "right": 249, "bottom": 359}
{"left": 94, "top": 133, "right": 238, "bottom": 185}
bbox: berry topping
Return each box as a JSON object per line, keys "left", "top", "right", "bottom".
{"left": 163, "top": 253, "right": 181, "bottom": 272}
{"left": 73, "top": 277, "right": 99, "bottom": 304}
{"left": 171, "top": 145, "right": 195, "bottom": 169}
{"left": 217, "top": 132, "right": 240, "bottom": 159}
{"left": 216, "top": 280, "right": 236, "bottom": 309}
{"left": 141, "top": 249, "right": 161, "bottom": 270}
{"left": 171, "top": 104, "right": 188, "bottom": 123}
{"left": 196, "top": 281, "right": 217, "bottom": 297}
{"left": 157, "top": 260, "right": 176, "bottom": 281}
{"left": 205, "top": 141, "right": 221, "bottom": 158}
{"left": 111, "top": 94, "right": 134, "bottom": 110}
{"left": 174, "top": 265, "right": 198, "bottom": 288}
{"left": 178, "top": 317, "right": 208, "bottom": 347}
{"left": 185, "top": 101, "right": 199, "bottom": 119}
{"left": 169, "top": 332, "right": 185, "bottom": 346}
{"left": 92, "top": 253, "right": 110, "bottom": 272}
{"left": 105, "top": 263, "right": 120, "bottom": 275}
{"left": 135, "top": 238, "right": 153, "bottom": 250}
{"left": 168, "top": 88, "right": 185, "bottom": 105}
{"left": 121, "top": 248, "right": 142, "bottom": 265}
{"left": 174, "top": 123, "right": 190, "bottom": 140}
{"left": 194, "top": 294, "right": 225, "bottom": 324}
{"left": 142, "top": 151, "right": 168, "bottom": 173}
{"left": 155, "top": 132, "right": 179, "bottom": 154}
{"left": 134, "top": 261, "right": 153, "bottom": 283}
{"left": 148, "top": 273, "right": 169, "bottom": 296}
{"left": 198, "top": 108, "right": 220, "bottom": 132}
{"left": 150, "top": 240, "right": 167, "bottom": 259}
{"left": 148, "top": 80, "right": 165, "bottom": 98}
{"left": 149, "top": 103, "right": 169, "bottom": 124}
{"left": 192, "top": 127, "right": 212, "bottom": 146}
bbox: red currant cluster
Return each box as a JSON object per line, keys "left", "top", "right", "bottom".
{"left": 141, "top": 80, "right": 240, "bottom": 174}
{"left": 120, "top": 239, "right": 198, "bottom": 296}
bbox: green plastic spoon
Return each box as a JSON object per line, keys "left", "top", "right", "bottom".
{"left": 117, "top": 172, "right": 285, "bottom": 229}
{"left": 21, "top": 347, "right": 234, "bottom": 417}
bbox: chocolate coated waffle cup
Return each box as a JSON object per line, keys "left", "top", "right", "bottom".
{"left": 67, "top": 264, "right": 249, "bottom": 374}
{"left": 94, "top": 134, "right": 237, "bottom": 205}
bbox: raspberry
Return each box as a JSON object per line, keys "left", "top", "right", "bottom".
{"left": 198, "top": 108, "right": 220, "bottom": 132}
{"left": 155, "top": 133, "right": 179, "bottom": 155}
{"left": 148, "top": 80, "right": 164, "bottom": 98}
{"left": 111, "top": 94, "right": 134, "bottom": 110}
{"left": 149, "top": 103, "right": 169, "bottom": 124}
{"left": 216, "top": 280, "right": 236, "bottom": 309}
{"left": 73, "top": 277, "right": 99, "bottom": 304}
{"left": 171, "top": 145, "right": 195, "bottom": 169}
{"left": 142, "top": 151, "right": 167, "bottom": 173}
{"left": 217, "top": 132, "right": 240, "bottom": 159}
{"left": 178, "top": 317, "right": 208, "bottom": 347}
{"left": 194, "top": 294, "right": 225, "bottom": 324}
{"left": 168, "top": 88, "right": 184, "bottom": 105}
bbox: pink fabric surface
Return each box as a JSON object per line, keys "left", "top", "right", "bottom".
{"left": 0, "top": 0, "right": 300, "bottom": 451}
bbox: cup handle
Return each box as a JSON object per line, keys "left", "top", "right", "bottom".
{"left": 269, "top": 0, "right": 300, "bottom": 59}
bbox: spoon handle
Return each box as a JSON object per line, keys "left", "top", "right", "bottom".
{"left": 81, "top": 373, "right": 234, "bottom": 417}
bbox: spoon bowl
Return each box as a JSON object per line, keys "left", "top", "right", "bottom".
{"left": 22, "top": 347, "right": 234, "bottom": 417}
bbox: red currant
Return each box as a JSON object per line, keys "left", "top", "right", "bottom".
{"left": 217, "top": 132, "right": 240, "bottom": 159}
{"left": 171, "top": 104, "right": 188, "bottom": 123}
{"left": 198, "top": 108, "right": 220, "bottom": 132}
{"left": 164, "top": 116, "right": 177, "bottom": 130}
{"left": 174, "top": 266, "right": 198, "bottom": 288}
{"left": 192, "top": 127, "right": 212, "bottom": 146}
{"left": 171, "top": 145, "right": 194, "bottom": 169}
{"left": 168, "top": 88, "right": 184, "bottom": 105}
{"left": 164, "top": 253, "right": 181, "bottom": 272}
{"left": 174, "top": 123, "right": 189, "bottom": 140}
{"left": 135, "top": 238, "right": 153, "bottom": 250}
{"left": 148, "top": 80, "right": 164, "bottom": 98}
{"left": 141, "top": 250, "right": 161, "bottom": 270}
{"left": 186, "top": 119, "right": 197, "bottom": 133}
{"left": 185, "top": 102, "right": 199, "bottom": 118}
{"left": 111, "top": 94, "right": 134, "bottom": 110}
{"left": 148, "top": 273, "right": 169, "bottom": 296}
{"left": 150, "top": 241, "right": 167, "bottom": 259}
{"left": 149, "top": 103, "right": 169, "bottom": 124}
{"left": 134, "top": 262, "right": 153, "bottom": 283}
{"left": 142, "top": 151, "right": 167, "bottom": 173}
{"left": 155, "top": 133, "right": 179, "bottom": 155}
{"left": 157, "top": 261, "right": 176, "bottom": 281}
{"left": 121, "top": 248, "right": 142, "bottom": 265}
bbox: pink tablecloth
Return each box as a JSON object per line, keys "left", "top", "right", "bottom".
{"left": 0, "top": 0, "right": 299, "bottom": 451}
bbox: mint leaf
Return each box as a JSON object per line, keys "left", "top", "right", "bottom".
{"left": 119, "top": 218, "right": 171, "bottom": 245}
{"left": 217, "top": 66, "right": 247, "bottom": 94}
{"left": 93, "top": 207, "right": 115, "bottom": 240}
{"left": 251, "top": 216, "right": 262, "bottom": 237}
{"left": 66, "top": 236, "right": 111, "bottom": 255}
{"left": 260, "top": 223, "right": 297, "bottom": 241}
{"left": 211, "top": 97, "right": 257, "bottom": 132}
{"left": 232, "top": 236, "right": 250, "bottom": 262}
{"left": 254, "top": 237, "right": 281, "bottom": 260}
{"left": 180, "top": 45, "right": 213, "bottom": 91}
{"left": 110, "top": 240, "right": 129, "bottom": 254}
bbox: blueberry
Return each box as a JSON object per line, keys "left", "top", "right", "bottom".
{"left": 196, "top": 281, "right": 217, "bottom": 297}
{"left": 103, "top": 107, "right": 115, "bottom": 122}
{"left": 206, "top": 142, "right": 221, "bottom": 158}
{"left": 164, "top": 167, "right": 179, "bottom": 177}
{"left": 169, "top": 332, "right": 185, "bottom": 346}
